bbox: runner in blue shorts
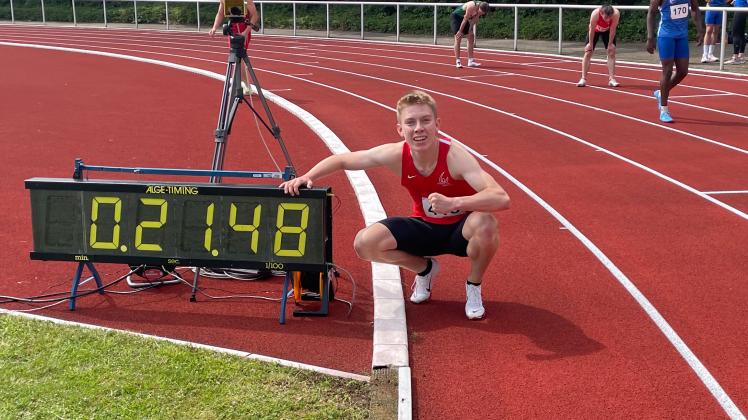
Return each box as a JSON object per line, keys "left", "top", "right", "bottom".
{"left": 702, "top": 0, "right": 726, "bottom": 63}
{"left": 646, "top": 0, "right": 703, "bottom": 123}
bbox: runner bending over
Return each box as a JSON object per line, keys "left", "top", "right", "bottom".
{"left": 577, "top": 4, "right": 621, "bottom": 87}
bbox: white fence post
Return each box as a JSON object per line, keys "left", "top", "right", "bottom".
{"left": 396, "top": 3, "right": 399, "bottom": 42}
{"left": 513, "top": 6, "right": 518, "bottom": 51}
{"left": 558, "top": 7, "right": 563, "bottom": 54}
{"left": 433, "top": 5, "right": 437, "bottom": 45}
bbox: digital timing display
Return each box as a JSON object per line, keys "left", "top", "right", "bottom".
{"left": 26, "top": 178, "right": 332, "bottom": 271}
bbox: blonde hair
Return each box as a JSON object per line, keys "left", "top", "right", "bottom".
{"left": 396, "top": 90, "right": 438, "bottom": 121}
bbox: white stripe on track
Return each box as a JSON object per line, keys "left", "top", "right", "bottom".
{"left": 703, "top": 190, "right": 748, "bottom": 195}
{"left": 2, "top": 40, "right": 745, "bottom": 419}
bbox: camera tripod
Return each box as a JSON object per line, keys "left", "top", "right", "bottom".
{"left": 210, "top": 26, "right": 295, "bottom": 182}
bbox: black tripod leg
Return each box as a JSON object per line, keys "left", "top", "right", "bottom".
{"left": 211, "top": 54, "right": 245, "bottom": 183}
{"left": 241, "top": 56, "right": 296, "bottom": 172}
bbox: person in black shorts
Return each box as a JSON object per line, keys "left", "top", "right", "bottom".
{"left": 577, "top": 5, "right": 621, "bottom": 87}
{"left": 281, "top": 91, "right": 510, "bottom": 319}
{"left": 451, "top": 1, "right": 490, "bottom": 68}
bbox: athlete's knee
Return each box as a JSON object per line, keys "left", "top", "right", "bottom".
{"left": 353, "top": 229, "right": 376, "bottom": 260}
{"left": 468, "top": 213, "right": 499, "bottom": 243}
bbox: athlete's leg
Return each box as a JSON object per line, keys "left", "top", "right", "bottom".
{"left": 467, "top": 31, "right": 475, "bottom": 61}
{"left": 604, "top": 34, "right": 617, "bottom": 84}
{"left": 658, "top": 58, "right": 674, "bottom": 106}
{"left": 703, "top": 24, "right": 714, "bottom": 61}
{"left": 353, "top": 222, "right": 428, "bottom": 274}
{"left": 461, "top": 212, "right": 499, "bottom": 285}
{"left": 666, "top": 37, "right": 691, "bottom": 103}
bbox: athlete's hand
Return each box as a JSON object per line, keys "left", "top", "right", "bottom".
{"left": 280, "top": 176, "right": 312, "bottom": 196}
{"left": 250, "top": 23, "right": 260, "bottom": 32}
{"left": 646, "top": 38, "right": 656, "bottom": 54}
{"left": 427, "top": 193, "right": 456, "bottom": 215}
{"left": 209, "top": 27, "right": 218, "bottom": 36}
{"left": 584, "top": 43, "right": 593, "bottom": 53}
{"left": 607, "top": 44, "right": 616, "bottom": 54}
{"left": 696, "top": 31, "right": 705, "bottom": 47}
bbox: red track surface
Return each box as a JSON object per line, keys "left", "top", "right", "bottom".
{"left": 2, "top": 25, "right": 747, "bottom": 418}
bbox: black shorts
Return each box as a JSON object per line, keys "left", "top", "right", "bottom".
{"left": 451, "top": 13, "right": 470, "bottom": 36}
{"left": 585, "top": 31, "right": 616, "bottom": 50}
{"left": 378, "top": 216, "right": 469, "bottom": 257}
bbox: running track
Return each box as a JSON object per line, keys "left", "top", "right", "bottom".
{"left": 1, "top": 25, "right": 747, "bottom": 419}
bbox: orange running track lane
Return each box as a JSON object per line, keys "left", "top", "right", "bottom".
{"left": 1, "top": 25, "right": 747, "bottom": 418}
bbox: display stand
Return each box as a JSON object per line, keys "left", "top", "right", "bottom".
{"left": 69, "top": 261, "right": 104, "bottom": 310}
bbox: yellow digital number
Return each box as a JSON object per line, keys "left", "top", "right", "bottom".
{"left": 89, "top": 196, "right": 121, "bottom": 249}
{"left": 230, "top": 203, "right": 261, "bottom": 253}
{"left": 204, "top": 203, "right": 215, "bottom": 252}
{"left": 135, "top": 198, "right": 167, "bottom": 251}
{"left": 273, "top": 203, "right": 308, "bottom": 257}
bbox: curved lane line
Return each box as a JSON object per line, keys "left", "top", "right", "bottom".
{"left": 0, "top": 40, "right": 400, "bottom": 374}
{"left": 3, "top": 40, "right": 745, "bottom": 419}
{"left": 217, "top": 54, "right": 747, "bottom": 419}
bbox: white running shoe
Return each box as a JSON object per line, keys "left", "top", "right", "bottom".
{"left": 467, "top": 59, "right": 481, "bottom": 67}
{"left": 707, "top": 55, "right": 719, "bottom": 63}
{"left": 410, "top": 259, "right": 440, "bottom": 304}
{"left": 465, "top": 282, "right": 485, "bottom": 319}
{"left": 608, "top": 78, "right": 620, "bottom": 87}
{"left": 576, "top": 78, "right": 586, "bottom": 87}
{"left": 700, "top": 56, "right": 709, "bottom": 63}
{"left": 456, "top": 59, "right": 463, "bottom": 69}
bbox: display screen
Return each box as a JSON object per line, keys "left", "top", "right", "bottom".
{"left": 26, "top": 178, "right": 332, "bottom": 271}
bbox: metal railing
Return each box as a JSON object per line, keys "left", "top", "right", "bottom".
{"left": 2, "top": 1, "right": 746, "bottom": 71}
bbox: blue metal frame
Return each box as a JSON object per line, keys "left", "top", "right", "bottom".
{"left": 69, "top": 261, "right": 104, "bottom": 310}
{"left": 73, "top": 158, "right": 295, "bottom": 181}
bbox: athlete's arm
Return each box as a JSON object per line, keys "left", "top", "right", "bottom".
{"left": 246, "top": 0, "right": 259, "bottom": 29}
{"left": 646, "top": 0, "right": 662, "bottom": 54}
{"left": 280, "top": 142, "right": 402, "bottom": 195}
{"left": 209, "top": 0, "right": 225, "bottom": 36}
{"left": 586, "top": 9, "right": 598, "bottom": 51}
{"left": 690, "top": 0, "right": 704, "bottom": 45}
{"left": 609, "top": 9, "right": 620, "bottom": 48}
{"left": 427, "top": 144, "right": 509, "bottom": 214}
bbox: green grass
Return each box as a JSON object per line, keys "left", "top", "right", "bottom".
{"left": 0, "top": 314, "right": 370, "bottom": 419}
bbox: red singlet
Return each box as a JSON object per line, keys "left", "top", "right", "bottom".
{"left": 401, "top": 139, "right": 477, "bottom": 225}
{"left": 594, "top": 9, "right": 611, "bottom": 32}
{"left": 229, "top": 14, "right": 252, "bottom": 48}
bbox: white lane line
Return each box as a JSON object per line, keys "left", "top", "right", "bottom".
{"left": 458, "top": 73, "right": 514, "bottom": 79}
{"left": 9, "top": 28, "right": 748, "bottom": 117}
{"left": 247, "top": 64, "right": 746, "bottom": 420}
{"left": 5, "top": 38, "right": 745, "bottom": 218}
{"left": 0, "top": 40, "right": 396, "bottom": 376}
{"left": 670, "top": 93, "right": 737, "bottom": 99}
{"left": 703, "top": 190, "right": 748, "bottom": 195}
{"left": 5, "top": 37, "right": 746, "bottom": 420}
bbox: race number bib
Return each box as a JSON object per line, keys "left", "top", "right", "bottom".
{"left": 420, "top": 197, "right": 465, "bottom": 219}
{"left": 670, "top": 4, "right": 689, "bottom": 20}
